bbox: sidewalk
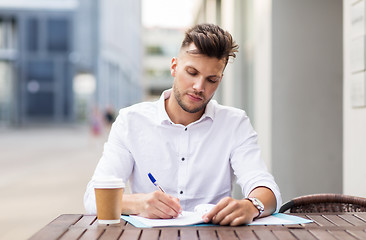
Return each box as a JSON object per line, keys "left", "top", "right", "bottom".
{"left": 0, "top": 125, "right": 107, "bottom": 240}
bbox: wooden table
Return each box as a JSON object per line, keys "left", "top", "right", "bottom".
{"left": 29, "top": 212, "right": 366, "bottom": 240}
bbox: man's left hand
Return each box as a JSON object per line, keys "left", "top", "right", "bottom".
{"left": 202, "top": 197, "right": 258, "bottom": 226}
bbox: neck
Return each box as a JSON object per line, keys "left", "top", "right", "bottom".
{"left": 165, "top": 95, "right": 204, "bottom": 126}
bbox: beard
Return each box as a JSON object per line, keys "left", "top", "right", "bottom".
{"left": 173, "top": 84, "right": 212, "bottom": 114}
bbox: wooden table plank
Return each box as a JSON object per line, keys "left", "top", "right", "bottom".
{"left": 347, "top": 230, "right": 366, "bottom": 239}
{"left": 98, "top": 227, "right": 123, "bottom": 240}
{"left": 301, "top": 215, "right": 319, "bottom": 228}
{"left": 52, "top": 214, "right": 83, "bottom": 226}
{"left": 59, "top": 228, "right": 86, "bottom": 240}
{"left": 119, "top": 229, "right": 142, "bottom": 240}
{"left": 159, "top": 228, "right": 178, "bottom": 240}
{"left": 272, "top": 230, "right": 297, "bottom": 240}
{"left": 29, "top": 226, "right": 70, "bottom": 240}
{"left": 139, "top": 229, "right": 160, "bottom": 240}
{"left": 180, "top": 228, "right": 198, "bottom": 240}
{"left": 29, "top": 213, "right": 366, "bottom": 240}
{"left": 328, "top": 230, "right": 357, "bottom": 240}
{"left": 78, "top": 228, "right": 105, "bottom": 240}
{"left": 90, "top": 218, "right": 100, "bottom": 227}
{"left": 198, "top": 229, "right": 218, "bottom": 240}
{"left": 73, "top": 215, "right": 97, "bottom": 227}
{"left": 354, "top": 213, "right": 366, "bottom": 221}
{"left": 308, "top": 215, "right": 335, "bottom": 227}
{"left": 235, "top": 229, "right": 258, "bottom": 240}
{"left": 217, "top": 229, "right": 238, "bottom": 240}
{"left": 340, "top": 214, "right": 366, "bottom": 226}
{"left": 323, "top": 215, "right": 353, "bottom": 227}
{"left": 290, "top": 229, "right": 318, "bottom": 240}
{"left": 253, "top": 229, "right": 278, "bottom": 240}
{"left": 309, "top": 229, "right": 338, "bottom": 240}
{"left": 125, "top": 222, "right": 139, "bottom": 228}
{"left": 29, "top": 214, "right": 83, "bottom": 240}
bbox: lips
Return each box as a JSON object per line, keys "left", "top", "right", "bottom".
{"left": 187, "top": 93, "right": 203, "bottom": 102}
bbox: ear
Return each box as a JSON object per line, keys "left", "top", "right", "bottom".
{"left": 170, "top": 57, "right": 177, "bottom": 77}
{"left": 219, "top": 74, "right": 224, "bottom": 83}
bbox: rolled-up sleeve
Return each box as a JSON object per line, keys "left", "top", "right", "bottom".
{"left": 83, "top": 111, "right": 134, "bottom": 214}
{"left": 230, "top": 116, "right": 282, "bottom": 213}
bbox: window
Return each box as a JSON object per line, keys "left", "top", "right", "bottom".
{"left": 47, "top": 19, "right": 69, "bottom": 52}
{"left": 27, "top": 60, "right": 54, "bottom": 83}
{"left": 26, "top": 18, "right": 38, "bottom": 51}
{"left": 146, "top": 45, "right": 163, "bottom": 55}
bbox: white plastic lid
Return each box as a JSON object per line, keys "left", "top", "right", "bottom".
{"left": 94, "top": 177, "right": 125, "bottom": 189}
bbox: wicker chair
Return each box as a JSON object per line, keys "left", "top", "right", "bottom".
{"left": 279, "top": 193, "right": 366, "bottom": 213}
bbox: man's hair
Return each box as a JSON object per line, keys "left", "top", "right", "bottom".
{"left": 181, "top": 23, "right": 239, "bottom": 64}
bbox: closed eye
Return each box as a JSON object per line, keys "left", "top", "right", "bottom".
{"left": 208, "top": 77, "right": 220, "bottom": 83}
{"left": 187, "top": 70, "right": 197, "bottom": 76}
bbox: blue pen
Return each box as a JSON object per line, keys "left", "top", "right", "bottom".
{"left": 149, "top": 172, "right": 183, "bottom": 216}
{"left": 148, "top": 172, "right": 165, "bottom": 193}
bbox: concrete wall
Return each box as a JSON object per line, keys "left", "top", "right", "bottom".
{"left": 271, "top": 0, "right": 343, "bottom": 202}
{"left": 343, "top": 0, "right": 366, "bottom": 197}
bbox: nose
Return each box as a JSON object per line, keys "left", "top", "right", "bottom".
{"left": 192, "top": 77, "right": 205, "bottom": 92}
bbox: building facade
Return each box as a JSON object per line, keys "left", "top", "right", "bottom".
{"left": 0, "top": 2, "right": 76, "bottom": 125}
{"left": 142, "top": 27, "right": 184, "bottom": 100}
{"left": 0, "top": 0, "right": 143, "bottom": 126}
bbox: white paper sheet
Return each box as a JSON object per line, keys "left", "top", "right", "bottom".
{"left": 121, "top": 211, "right": 313, "bottom": 228}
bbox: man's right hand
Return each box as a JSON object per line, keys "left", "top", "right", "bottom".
{"left": 121, "top": 191, "right": 182, "bottom": 219}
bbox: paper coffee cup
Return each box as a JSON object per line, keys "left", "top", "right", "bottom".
{"left": 94, "top": 178, "right": 125, "bottom": 224}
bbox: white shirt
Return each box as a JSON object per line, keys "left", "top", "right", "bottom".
{"left": 84, "top": 89, "right": 282, "bottom": 213}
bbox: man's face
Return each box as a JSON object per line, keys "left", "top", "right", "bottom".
{"left": 170, "top": 44, "right": 226, "bottom": 114}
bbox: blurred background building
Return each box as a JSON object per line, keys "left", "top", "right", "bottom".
{"left": 0, "top": 1, "right": 77, "bottom": 125}
{"left": 142, "top": 27, "right": 184, "bottom": 100}
{"left": 0, "top": 0, "right": 142, "bottom": 127}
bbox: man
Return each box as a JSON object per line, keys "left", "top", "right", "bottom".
{"left": 84, "top": 23, "right": 281, "bottom": 226}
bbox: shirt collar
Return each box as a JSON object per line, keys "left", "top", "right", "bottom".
{"left": 157, "top": 89, "right": 215, "bottom": 125}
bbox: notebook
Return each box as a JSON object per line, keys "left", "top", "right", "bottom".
{"left": 120, "top": 203, "right": 313, "bottom": 228}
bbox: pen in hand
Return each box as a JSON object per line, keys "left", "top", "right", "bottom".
{"left": 148, "top": 172, "right": 165, "bottom": 192}
{"left": 148, "top": 172, "right": 182, "bottom": 216}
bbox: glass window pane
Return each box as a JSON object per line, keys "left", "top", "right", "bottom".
{"left": 47, "top": 19, "right": 69, "bottom": 52}
{"left": 26, "top": 92, "right": 54, "bottom": 117}
{"left": 27, "top": 60, "right": 54, "bottom": 83}
{"left": 26, "top": 18, "right": 38, "bottom": 51}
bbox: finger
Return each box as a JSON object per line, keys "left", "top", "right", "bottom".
{"left": 139, "top": 211, "right": 160, "bottom": 219}
{"left": 216, "top": 211, "right": 241, "bottom": 225}
{"left": 144, "top": 191, "right": 179, "bottom": 218}
{"left": 153, "top": 192, "right": 182, "bottom": 217}
{"left": 163, "top": 194, "right": 182, "bottom": 215}
{"left": 211, "top": 206, "right": 234, "bottom": 224}
{"left": 215, "top": 205, "right": 253, "bottom": 226}
{"left": 204, "top": 197, "right": 231, "bottom": 222}
{"left": 138, "top": 200, "right": 169, "bottom": 219}
{"left": 230, "top": 216, "right": 248, "bottom": 226}
{"left": 154, "top": 202, "right": 177, "bottom": 218}
{"left": 211, "top": 200, "right": 243, "bottom": 225}
{"left": 149, "top": 198, "right": 180, "bottom": 219}
{"left": 203, "top": 202, "right": 226, "bottom": 221}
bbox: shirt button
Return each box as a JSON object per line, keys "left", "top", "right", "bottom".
{"left": 181, "top": 157, "right": 185, "bottom": 161}
{"left": 180, "top": 191, "right": 183, "bottom": 194}
{"left": 185, "top": 128, "right": 187, "bottom": 131}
